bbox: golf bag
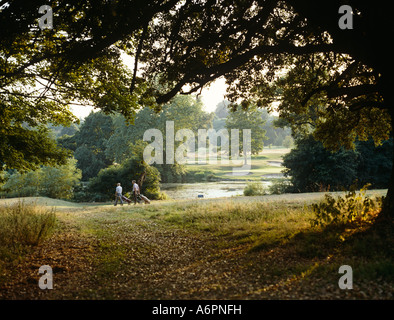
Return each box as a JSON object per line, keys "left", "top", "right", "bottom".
{"left": 137, "top": 194, "right": 150, "bottom": 204}
{"left": 121, "top": 195, "right": 132, "bottom": 205}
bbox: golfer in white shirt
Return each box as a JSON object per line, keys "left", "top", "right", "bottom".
{"left": 132, "top": 180, "right": 140, "bottom": 204}
{"left": 114, "top": 183, "right": 123, "bottom": 206}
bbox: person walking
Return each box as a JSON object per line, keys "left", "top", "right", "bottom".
{"left": 114, "top": 183, "right": 123, "bottom": 206}
{"left": 132, "top": 180, "right": 140, "bottom": 204}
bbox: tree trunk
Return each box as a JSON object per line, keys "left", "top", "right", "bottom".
{"left": 382, "top": 163, "right": 394, "bottom": 218}
{"left": 377, "top": 71, "right": 394, "bottom": 222}
{"left": 380, "top": 109, "right": 394, "bottom": 221}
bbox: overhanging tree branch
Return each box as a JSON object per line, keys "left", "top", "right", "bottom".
{"left": 156, "top": 42, "right": 341, "bottom": 103}
{"left": 325, "top": 84, "right": 379, "bottom": 99}
{"left": 130, "top": 23, "right": 148, "bottom": 95}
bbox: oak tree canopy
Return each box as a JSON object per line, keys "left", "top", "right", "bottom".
{"left": 1, "top": 0, "right": 393, "bottom": 216}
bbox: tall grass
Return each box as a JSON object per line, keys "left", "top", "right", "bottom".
{"left": 0, "top": 201, "right": 56, "bottom": 261}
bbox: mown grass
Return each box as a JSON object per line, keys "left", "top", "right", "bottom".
{"left": 185, "top": 148, "right": 289, "bottom": 181}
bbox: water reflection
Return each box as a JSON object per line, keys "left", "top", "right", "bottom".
{"left": 160, "top": 181, "right": 272, "bottom": 200}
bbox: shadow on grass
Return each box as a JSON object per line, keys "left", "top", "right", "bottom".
{"left": 249, "top": 215, "right": 394, "bottom": 283}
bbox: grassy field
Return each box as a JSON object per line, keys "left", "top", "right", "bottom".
{"left": 0, "top": 191, "right": 392, "bottom": 300}
{"left": 186, "top": 147, "right": 290, "bottom": 181}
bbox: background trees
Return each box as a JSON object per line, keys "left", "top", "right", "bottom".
{"left": 73, "top": 112, "right": 114, "bottom": 180}
{"left": 58, "top": 111, "right": 115, "bottom": 181}
{"left": 104, "top": 95, "right": 214, "bottom": 182}
{"left": 225, "top": 105, "right": 267, "bottom": 155}
{"left": 0, "top": 158, "right": 81, "bottom": 199}
{"left": 283, "top": 135, "right": 359, "bottom": 193}
{"left": 214, "top": 101, "right": 292, "bottom": 148}
{"left": 88, "top": 153, "right": 163, "bottom": 202}
{"left": 283, "top": 135, "right": 393, "bottom": 193}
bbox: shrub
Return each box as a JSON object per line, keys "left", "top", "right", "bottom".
{"left": 282, "top": 135, "right": 359, "bottom": 192}
{"left": 268, "top": 179, "right": 292, "bottom": 194}
{"left": 310, "top": 184, "right": 383, "bottom": 227}
{"left": 184, "top": 169, "right": 217, "bottom": 182}
{"left": 72, "top": 182, "right": 91, "bottom": 202}
{"left": 194, "top": 171, "right": 206, "bottom": 181}
{"left": 1, "top": 158, "right": 81, "bottom": 199}
{"left": 88, "top": 157, "right": 162, "bottom": 201}
{"left": 243, "top": 181, "right": 265, "bottom": 196}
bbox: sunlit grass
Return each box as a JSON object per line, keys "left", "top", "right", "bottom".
{"left": 143, "top": 200, "right": 314, "bottom": 251}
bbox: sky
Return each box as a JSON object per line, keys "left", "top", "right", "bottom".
{"left": 198, "top": 77, "right": 228, "bottom": 113}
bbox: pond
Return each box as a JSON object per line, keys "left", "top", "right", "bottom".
{"left": 160, "top": 181, "right": 273, "bottom": 200}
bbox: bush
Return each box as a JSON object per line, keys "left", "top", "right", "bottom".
{"left": 0, "top": 170, "right": 42, "bottom": 198}
{"left": 282, "top": 135, "right": 393, "bottom": 193}
{"left": 243, "top": 181, "right": 265, "bottom": 196}
{"left": 184, "top": 169, "right": 216, "bottom": 182}
{"left": 184, "top": 170, "right": 203, "bottom": 182}
{"left": 268, "top": 179, "right": 292, "bottom": 194}
{"left": 71, "top": 182, "right": 91, "bottom": 202}
{"left": 194, "top": 171, "right": 206, "bottom": 182}
{"left": 310, "top": 184, "right": 383, "bottom": 227}
{"left": 0, "top": 201, "right": 56, "bottom": 261}
{"left": 1, "top": 158, "right": 81, "bottom": 199}
{"left": 88, "top": 157, "right": 163, "bottom": 201}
